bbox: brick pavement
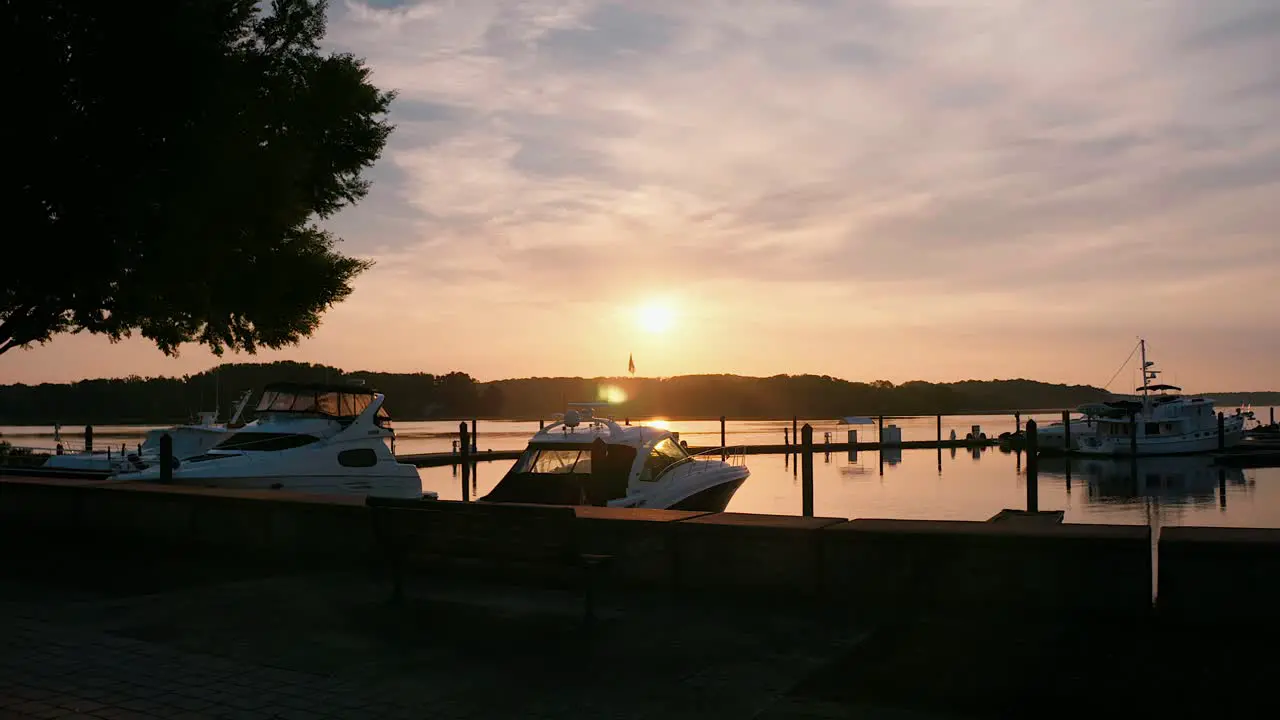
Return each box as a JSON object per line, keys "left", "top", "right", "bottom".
{"left": 0, "top": 562, "right": 864, "bottom": 720}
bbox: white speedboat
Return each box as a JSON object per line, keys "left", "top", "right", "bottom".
{"left": 41, "top": 391, "right": 254, "bottom": 474}
{"left": 1073, "top": 340, "right": 1250, "bottom": 456}
{"left": 110, "top": 382, "right": 423, "bottom": 499}
{"left": 482, "top": 404, "right": 749, "bottom": 511}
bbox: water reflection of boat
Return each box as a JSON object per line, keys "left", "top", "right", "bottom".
{"left": 1038, "top": 454, "right": 1248, "bottom": 504}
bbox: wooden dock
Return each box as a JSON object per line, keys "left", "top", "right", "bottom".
{"left": 1212, "top": 436, "right": 1280, "bottom": 468}
{"left": 398, "top": 438, "right": 1001, "bottom": 468}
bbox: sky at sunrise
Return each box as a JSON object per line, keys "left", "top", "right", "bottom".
{"left": 5, "top": 0, "right": 1280, "bottom": 392}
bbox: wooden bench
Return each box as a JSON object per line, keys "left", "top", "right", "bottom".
{"left": 365, "top": 497, "right": 612, "bottom": 623}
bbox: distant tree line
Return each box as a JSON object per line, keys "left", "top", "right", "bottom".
{"left": 0, "top": 362, "right": 1129, "bottom": 426}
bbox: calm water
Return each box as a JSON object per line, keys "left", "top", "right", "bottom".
{"left": 6, "top": 413, "right": 1277, "bottom": 528}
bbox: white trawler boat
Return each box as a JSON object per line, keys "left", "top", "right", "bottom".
{"left": 41, "top": 390, "right": 254, "bottom": 474}
{"left": 482, "top": 404, "right": 749, "bottom": 511}
{"left": 110, "top": 382, "right": 424, "bottom": 499}
{"left": 1073, "top": 340, "right": 1251, "bottom": 456}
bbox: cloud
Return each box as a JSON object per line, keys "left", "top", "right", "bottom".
{"left": 12, "top": 0, "right": 1280, "bottom": 387}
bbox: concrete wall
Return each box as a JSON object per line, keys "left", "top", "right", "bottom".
{"left": 673, "top": 513, "right": 846, "bottom": 595}
{"left": 2, "top": 478, "right": 1155, "bottom": 614}
{"left": 1158, "top": 526, "right": 1280, "bottom": 617}
{"left": 0, "top": 479, "right": 372, "bottom": 566}
{"left": 822, "top": 519, "right": 1151, "bottom": 618}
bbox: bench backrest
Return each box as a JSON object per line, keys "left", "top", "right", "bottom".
{"left": 368, "top": 498, "right": 579, "bottom": 564}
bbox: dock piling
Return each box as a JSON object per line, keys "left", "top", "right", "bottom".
{"left": 1129, "top": 412, "right": 1138, "bottom": 455}
{"left": 459, "top": 422, "right": 471, "bottom": 502}
{"left": 85, "top": 424, "right": 93, "bottom": 453}
{"left": 1218, "top": 412, "right": 1226, "bottom": 451}
{"left": 159, "top": 434, "right": 173, "bottom": 483}
{"left": 539, "top": 418, "right": 544, "bottom": 430}
{"left": 936, "top": 415, "right": 942, "bottom": 443}
{"left": 720, "top": 416, "right": 727, "bottom": 460}
{"left": 1271, "top": 407, "right": 1275, "bottom": 427}
{"left": 1062, "top": 410, "right": 1071, "bottom": 452}
{"left": 1025, "top": 420, "right": 1038, "bottom": 512}
{"left": 801, "top": 424, "right": 814, "bottom": 517}
{"left": 877, "top": 415, "right": 884, "bottom": 445}
{"left": 470, "top": 419, "right": 477, "bottom": 453}
{"left": 1015, "top": 412, "right": 1021, "bottom": 434}
{"left": 792, "top": 417, "right": 798, "bottom": 452}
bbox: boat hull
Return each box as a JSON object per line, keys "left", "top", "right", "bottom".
{"left": 1074, "top": 427, "right": 1247, "bottom": 457}
{"left": 667, "top": 474, "right": 748, "bottom": 512}
{"left": 147, "top": 473, "right": 423, "bottom": 499}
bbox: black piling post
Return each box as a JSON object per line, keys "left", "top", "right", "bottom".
{"left": 801, "top": 424, "right": 814, "bottom": 517}
{"left": 1129, "top": 412, "right": 1138, "bottom": 455}
{"left": 1062, "top": 410, "right": 1072, "bottom": 452}
{"left": 470, "top": 419, "right": 478, "bottom": 453}
{"left": 459, "top": 422, "right": 471, "bottom": 502}
{"left": 720, "top": 416, "right": 726, "bottom": 449}
{"left": 792, "top": 417, "right": 798, "bottom": 453}
{"left": 936, "top": 415, "right": 942, "bottom": 444}
{"left": 539, "top": 418, "right": 545, "bottom": 430}
{"left": 84, "top": 424, "right": 93, "bottom": 453}
{"left": 1015, "top": 412, "right": 1021, "bottom": 434}
{"left": 877, "top": 415, "right": 884, "bottom": 445}
{"left": 1025, "top": 420, "right": 1038, "bottom": 512}
{"left": 1218, "top": 412, "right": 1226, "bottom": 451}
{"left": 1271, "top": 406, "right": 1275, "bottom": 427}
{"left": 159, "top": 433, "right": 173, "bottom": 483}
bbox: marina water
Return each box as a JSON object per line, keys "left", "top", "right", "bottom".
{"left": 5, "top": 413, "right": 1277, "bottom": 528}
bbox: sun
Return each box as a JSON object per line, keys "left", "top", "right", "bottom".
{"left": 636, "top": 300, "right": 675, "bottom": 333}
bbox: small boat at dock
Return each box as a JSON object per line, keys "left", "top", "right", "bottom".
{"left": 41, "top": 391, "right": 254, "bottom": 474}
{"left": 482, "top": 403, "right": 750, "bottom": 511}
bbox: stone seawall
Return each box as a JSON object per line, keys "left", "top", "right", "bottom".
{"left": 2, "top": 478, "right": 1159, "bottom": 616}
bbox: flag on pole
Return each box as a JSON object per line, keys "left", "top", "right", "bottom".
{"left": 628, "top": 353, "right": 635, "bottom": 375}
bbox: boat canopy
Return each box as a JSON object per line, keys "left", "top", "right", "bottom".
{"left": 255, "top": 382, "right": 389, "bottom": 419}
{"left": 1141, "top": 384, "right": 1182, "bottom": 393}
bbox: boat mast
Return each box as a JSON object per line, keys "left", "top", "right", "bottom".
{"left": 1139, "top": 337, "right": 1152, "bottom": 414}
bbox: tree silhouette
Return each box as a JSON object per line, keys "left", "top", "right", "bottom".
{"left": 3, "top": 0, "right": 393, "bottom": 356}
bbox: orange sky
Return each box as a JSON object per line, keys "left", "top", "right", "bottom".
{"left": 4, "top": 1, "right": 1279, "bottom": 391}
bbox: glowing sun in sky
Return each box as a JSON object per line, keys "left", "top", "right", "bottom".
{"left": 636, "top": 300, "right": 675, "bottom": 333}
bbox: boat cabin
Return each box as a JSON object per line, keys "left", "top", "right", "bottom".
{"left": 483, "top": 420, "right": 693, "bottom": 506}
{"left": 202, "top": 382, "right": 391, "bottom": 455}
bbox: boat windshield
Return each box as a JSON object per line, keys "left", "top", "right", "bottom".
{"left": 510, "top": 448, "right": 594, "bottom": 475}
{"left": 255, "top": 388, "right": 386, "bottom": 419}
{"left": 640, "top": 437, "right": 687, "bottom": 481}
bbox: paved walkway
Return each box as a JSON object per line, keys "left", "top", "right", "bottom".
{"left": 0, "top": 549, "right": 866, "bottom": 719}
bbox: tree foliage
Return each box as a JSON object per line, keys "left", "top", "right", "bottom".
{"left": 3, "top": 0, "right": 393, "bottom": 356}
{"left": 0, "top": 363, "right": 1122, "bottom": 425}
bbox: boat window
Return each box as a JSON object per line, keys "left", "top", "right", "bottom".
{"left": 338, "top": 448, "right": 378, "bottom": 468}
{"left": 511, "top": 448, "right": 591, "bottom": 475}
{"left": 640, "top": 438, "right": 686, "bottom": 481}
{"left": 254, "top": 389, "right": 376, "bottom": 418}
{"left": 212, "top": 432, "right": 320, "bottom": 451}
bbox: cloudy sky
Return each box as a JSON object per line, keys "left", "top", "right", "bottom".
{"left": 7, "top": 0, "right": 1280, "bottom": 391}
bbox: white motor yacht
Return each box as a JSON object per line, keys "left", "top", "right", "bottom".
{"left": 482, "top": 404, "right": 749, "bottom": 511}
{"left": 1072, "top": 340, "right": 1250, "bottom": 456}
{"left": 42, "top": 391, "right": 254, "bottom": 474}
{"left": 109, "top": 382, "right": 423, "bottom": 499}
